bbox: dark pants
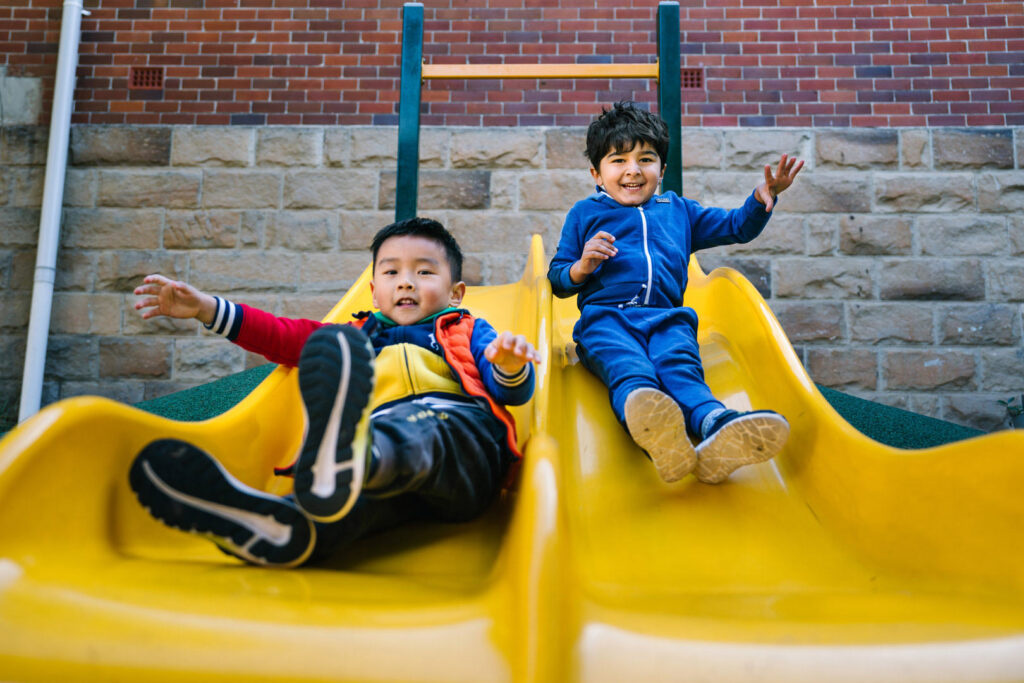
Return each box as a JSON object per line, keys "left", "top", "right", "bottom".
{"left": 575, "top": 304, "right": 725, "bottom": 436}
{"left": 306, "top": 398, "right": 513, "bottom": 564}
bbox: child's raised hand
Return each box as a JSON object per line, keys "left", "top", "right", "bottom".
{"left": 133, "top": 274, "right": 215, "bottom": 324}
{"left": 570, "top": 231, "right": 617, "bottom": 284}
{"left": 484, "top": 331, "right": 541, "bottom": 375}
{"left": 756, "top": 153, "right": 804, "bottom": 212}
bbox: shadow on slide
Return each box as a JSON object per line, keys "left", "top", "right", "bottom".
{"left": 1, "top": 236, "right": 1022, "bottom": 682}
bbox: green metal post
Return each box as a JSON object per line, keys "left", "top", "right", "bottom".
{"left": 396, "top": 3, "right": 424, "bottom": 221}
{"left": 657, "top": 1, "right": 682, "bottom": 195}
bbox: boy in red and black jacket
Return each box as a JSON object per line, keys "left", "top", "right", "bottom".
{"left": 129, "top": 217, "right": 539, "bottom": 567}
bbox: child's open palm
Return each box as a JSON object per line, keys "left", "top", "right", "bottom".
{"left": 134, "top": 274, "right": 212, "bottom": 322}
{"left": 756, "top": 153, "right": 804, "bottom": 212}
{"left": 484, "top": 332, "right": 541, "bottom": 375}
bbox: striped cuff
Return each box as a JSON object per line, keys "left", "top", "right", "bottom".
{"left": 492, "top": 363, "right": 530, "bottom": 388}
{"left": 203, "top": 296, "right": 242, "bottom": 340}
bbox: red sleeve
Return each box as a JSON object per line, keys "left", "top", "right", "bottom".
{"left": 233, "top": 304, "right": 325, "bottom": 367}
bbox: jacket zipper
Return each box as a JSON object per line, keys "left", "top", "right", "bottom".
{"left": 639, "top": 206, "right": 652, "bottom": 305}
{"left": 400, "top": 344, "right": 416, "bottom": 395}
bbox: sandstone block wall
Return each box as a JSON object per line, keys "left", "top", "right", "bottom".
{"left": 1, "top": 124, "right": 1022, "bottom": 431}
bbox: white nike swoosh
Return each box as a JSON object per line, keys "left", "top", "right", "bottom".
{"left": 142, "top": 461, "right": 292, "bottom": 546}
{"left": 311, "top": 331, "right": 351, "bottom": 498}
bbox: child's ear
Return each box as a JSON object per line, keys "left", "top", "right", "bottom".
{"left": 590, "top": 166, "right": 602, "bottom": 184}
{"left": 370, "top": 281, "right": 377, "bottom": 309}
{"left": 449, "top": 281, "right": 466, "bottom": 307}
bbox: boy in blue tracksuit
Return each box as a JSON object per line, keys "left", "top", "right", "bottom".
{"left": 548, "top": 102, "right": 803, "bottom": 484}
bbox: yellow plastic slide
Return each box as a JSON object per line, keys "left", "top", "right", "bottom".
{"left": 1, "top": 234, "right": 1023, "bottom": 682}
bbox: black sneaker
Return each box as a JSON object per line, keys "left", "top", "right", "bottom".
{"left": 129, "top": 439, "right": 315, "bottom": 567}
{"left": 293, "top": 324, "right": 375, "bottom": 523}
{"left": 694, "top": 410, "right": 790, "bottom": 484}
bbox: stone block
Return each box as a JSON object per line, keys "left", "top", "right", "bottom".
{"left": 769, "top": 301, "right": 845, "bottom": 342}
{"left": 8, "top": 167, "right": 43, "bottom": 207}
{"left": 933, "top": 128, "right": 1013, "bottom": 170}
{"left": 0, "top": 294, "right": 30, "bottom": 332}
{"left": 446, "top": 212, "right": 562, "bottom": 254}
{"left": 517, "top": 170, "right": 596, "bottom": 211}
{"left": 173, "top": 339, "right": 243, "bottom": 381}
{"left": 717, "top": 214, "right": 804, "bottom": 255}
{"left": 697, "top": 172, "right": 758, "bottom": 210}
{"left": 1010, "top": 216, "right": 1024, "bottom": 255}
{"left": 481, "top": 251, "right": 528, "bottom": 285}
{"left": 697, "top": 255, "right": 771, "bottom": 298}
{"left": 0, "top": 336, "right": 26, "bottom": 379}
{"left": 256, "top": 127, "right": 322, "bottom": 167}
{"left": 775, "top": 257, "right": 873, "bottom": 299}
{"left": 189, "top": 252, "right": 300, "bottom": 293}
{"left": 11, "top": 249, "right": 94, "bottom": 291}
{"left": 61, "top": 209, "right": 162, "bottom": 249}
{"left": 380, "top": 170, "right": 491, "bottom": 210}
{"left": 879, "top": 259, "right": 985, "bottom": 300}
{"left": 977, "top": 172, "right": 1024, "bottom": 213}
{"left": 279, "top": 294, "right": 343, "bottom": 321}
{"left": 461, "top": 254, "right": 484, "bottom": 286}
{"left": 95, "top": 250, "right": 188, "bottom": 292}
{"left": 723, "top": 130, "right": 812, "bottom": 170}
{"left": 918, "top": 215, "right": 1006, "bottom": 256}
{"left": 980, "top": 348, "right": 1024, "bottom": 393}
{"left": 839, "top": 215, "right": 912, "bottom": 255}
{"left": 682, "top": 130, "right": 723, "bottom": 169}
{"left": 123, "top": 310, "right": 197, "bottom": 336}
{"left": 0, "top": 126, "right": 48, "bottom": 165}
{"left": 284, "top": 170, "right": 377, "bottom": 209}
{"left": 806, "top": 219, "right": 836, "bottom": 256}
{"left": 43, "top": 335, "right": 97, "bottom": 381}
{"left": 988, "top": 260, "right": 1024, "bottom": 301}
{"left": 451, "top": 129, "right": 543, "bottom": 169}
{"left": 0, "top": 208, "right": 40, "bottom": 247}
{"left": 907, "top": 394, "right": 942, "bottom": 419}
{"left": 171, "top": 126, "right": 252, "bottom": 166}
{"left": 806, "top": 348, "right": 877, "bottom": 390}
{"left": 0, "top": 171, "right": 7, "bottom": 206}
{"left": 63, "top": 168, "right": 95, "bottom": 207}
{"left": 164, "top": 210, "right": 241, "bottom": 249}
{"left": 98, "top": 170, "right": 201, "bottom": 208}
{"left": 266, "top": 211, "right": 340, "bottom": 251}
{"left": 849, "top": 303, "right": 933, "bottom": 344}
{"left": 816, "top": 129, "right": 898, "bottom": 169}
{"left": 339, "top": 211, "right": 399, "bottom": 250}
{"left": 0, "top": 250, "right": 10, "bottom": 288}
{"left": 883, "top": 350, "right": 976, "bottom": 391}
{"left": 939, "top": 304, "right": 1019, "bottom": 345}
{"left": 777, "top": 173, "right": 872, "bottom": 213}
{"left": 546, "top": 128, "right": 587, "bottom": 169}
{"left": 70, "top": 125, "right": 171, "bottom": 166}
{"left": 943, "top": 394, "right": 1009, "bottom": 432}
{"left": 202, "top": 170, "right": 281, "bottom": 209}
{"left": 295, "top": 252, "right": 374, "bottom": 293}
{"left": 61, "top": 380, "right": 145, "bottom": 406}
{"left": 343, "top": 127, "right": 446, "bottom": 168}
{"left": 99, "top": 337, "right": 172, "bottom": 378}
{"left": 50, "top": 293, "right": 122, "bottom": 334}
{"left": 142, "top": 380, "right": 205, "bottom": 401}
{"left": 875, "top": 173, "right": 974, "bottom": 212}
{"left": 489, "top": 171, "right": 518, "bottom": 210}
{"left": 239, "top": 210, "right": 270, "bottom": 248}
{"left": 900, "top": 129, "right": 930, "bottom": 169}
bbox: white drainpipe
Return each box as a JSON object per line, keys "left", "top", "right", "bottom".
{"left": 18, "top": 0, "right": 88, "bottom": 422}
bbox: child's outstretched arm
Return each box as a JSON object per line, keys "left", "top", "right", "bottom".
{"left": 133, "top": 274, "right": 217, "bottom": 325}
{"left": 754, "top": 153, "right": 804, "bottom": 212}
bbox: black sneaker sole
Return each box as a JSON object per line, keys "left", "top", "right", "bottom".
{"left": 294, "top": 324, "right": 375, "bottom": 523}
{"left": 128, "top": 439, "right": 315, "bottom": 567}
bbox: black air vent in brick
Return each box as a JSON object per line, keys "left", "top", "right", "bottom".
{"left": 682, "top": 68, "right": 704, "bottom": 89}
{"left": 129, "top": 66, "right": 164, "bottom": 90}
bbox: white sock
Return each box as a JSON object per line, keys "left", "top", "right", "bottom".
{"left": 700, "top": 407, "right": 729, "bottom": 440}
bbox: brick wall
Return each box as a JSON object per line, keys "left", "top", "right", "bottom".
{"left": 2, "top": 124, "right": 1022, "bottom": 431}
{"left": 1, "top": 0, "right": 1021, "bottom": 127}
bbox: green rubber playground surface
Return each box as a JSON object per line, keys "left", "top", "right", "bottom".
{"left": 133, "top": 364, "right": 984, "bottom": 450}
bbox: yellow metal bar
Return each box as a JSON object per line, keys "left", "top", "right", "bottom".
{"left": 421, "top": 62, "right": 659, "bottom": 80}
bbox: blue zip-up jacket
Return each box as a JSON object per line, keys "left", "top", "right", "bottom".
{"left": 548, "top": 188, "right": 774, "bottom": 309}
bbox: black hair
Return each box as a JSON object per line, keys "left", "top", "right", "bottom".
{"left": 370, "top": 216, "right": 463, "bottom": 282}
{"left": 585, "top": 101, "right": 669, "bottom": 171}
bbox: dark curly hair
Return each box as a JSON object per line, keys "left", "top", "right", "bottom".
{"left": 585, "top": 101, "right": 669, "bottom": 171}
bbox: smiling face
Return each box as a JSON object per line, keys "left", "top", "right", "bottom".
{"left": 370, "top": 234, "right": 465, "bottom": 325}
{"left": 590, "top": 141, "right": 664, "bottom": 207}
